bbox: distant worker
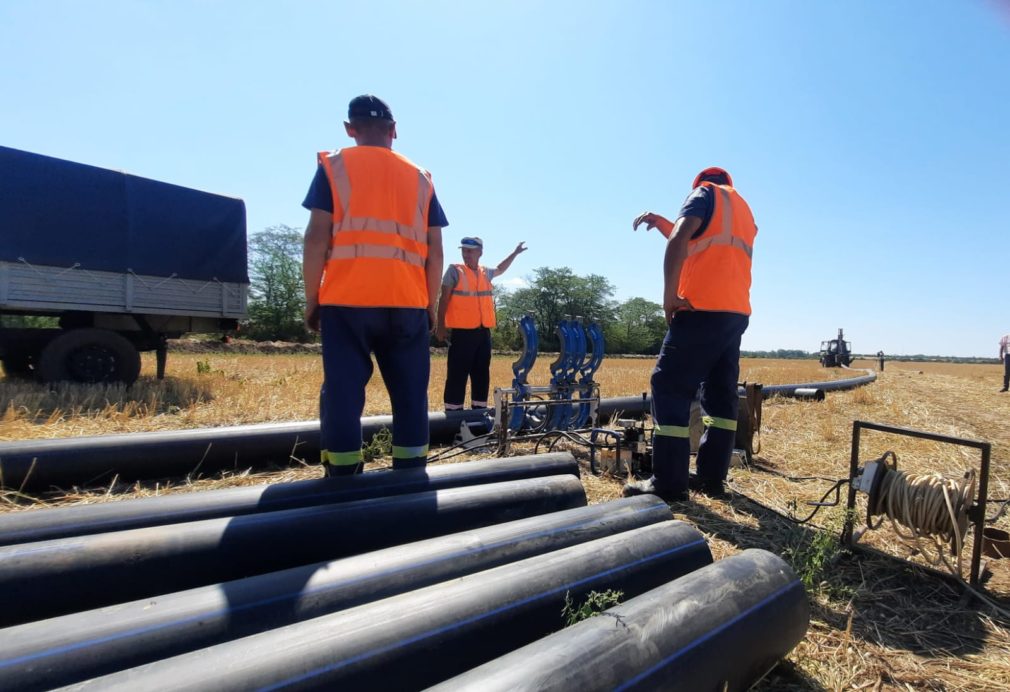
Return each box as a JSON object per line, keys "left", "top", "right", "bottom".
{"left": 302, "top": 95, "right": 447, "bottom": 475}
{"left": 877, "top": 350, "right": 885, "bottom": 371}
{"left": 1000, "top": 334, "right": 1010, "bottom": 392}
{"left": 436, "top": 237, "right": 527, "bottom": 410}
{"left": 624, "top": 166, "right": 757, "bottom": 502}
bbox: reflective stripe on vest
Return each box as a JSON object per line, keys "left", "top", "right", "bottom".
{"left": 317, "top": 148, "right": 433, "bottom": 308}
{"left": 445, "top": 264, "right": 497, "bottom": 328}
{"left": 678, "top": 182, "right": 756, "bottom": 315}
{"left": 687, "top": 187, "right": 753, "bottom": 259}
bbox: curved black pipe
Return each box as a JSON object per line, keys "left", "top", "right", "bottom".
{"left": 0, "top": 453, "right": 579, "bottom": 547}
{"left": 67, "top": 520, "right": 713, "bottom": 692}
{"left": 430, "top": 549, "right": 810, "bottom": 692}
{"left": 0, "top": 475, "right": 586, "bottom": 627}
{"left": 758, "top": 370, "right": 876, "bottom": 398}
{"left": 0, "top": 496, "right": 672, "bottom": 691}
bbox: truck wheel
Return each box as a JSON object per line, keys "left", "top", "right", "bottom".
{"left": 37, "top": 329, "right": 142, "bottom": 385}
{"left": 1, "top": 352, "right": 36, "bottom": 379}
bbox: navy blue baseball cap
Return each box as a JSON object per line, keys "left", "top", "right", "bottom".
{"left": 459, "top": 237, "right": 483, "bottom": 249}
{"left": 348, "top": 95, "right": 394, "bottom": 122}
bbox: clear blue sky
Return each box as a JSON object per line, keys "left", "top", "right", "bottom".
{"left": 3, "top": 1, "right": 1008, "bottom": 357}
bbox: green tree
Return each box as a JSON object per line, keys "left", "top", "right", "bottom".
{"left": 496, "top": 267, "right": 617, "bottom": 351}
{"left": 245, "top": 225, "right": 312, "bottom": 342}
{"left": 607, "top": 297, "right": 667, "bottom": 354}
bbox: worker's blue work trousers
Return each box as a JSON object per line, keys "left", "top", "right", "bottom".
{"left": 650, "top": 311, "right": 749, "bottom": 496}
{"left": 443, "top": 327, "right": 492, "bottom": 409}
{"left": 319, "top": 306, "right": 431, "bottom": 475}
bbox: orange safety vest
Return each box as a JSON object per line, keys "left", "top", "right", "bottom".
{"left": 316, "top": 146, "right": 434, "bottom": 308}
{"left": 678, "top": 182, "right": 757, "bottom": 315}
{"left": 445, "top": 264, "right": 497, "bottom": 328}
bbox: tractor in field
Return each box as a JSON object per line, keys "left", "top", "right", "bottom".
{"left": 819, "top": 328, "right": 853, "bottom": 367}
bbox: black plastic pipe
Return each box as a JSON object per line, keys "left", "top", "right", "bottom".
{"left": 0, "top": 410, "right": 490, "bottom": 492}
{"left": 783, "top": 387, "right": 826, "bottom": 401}
{"left": 758, "top": 371, "right": 876, "bottom": 398}
{"left": 430, "top": 549, "right": 809, "bottom": 692}
{"left": 0, "top": 475, "right": 586, "bottom": 627}
{"left": 0, "top": 398, "right": 647, "bottom": 492}
{"left": 0, "top": 453, "right": 579, "bottom": 547}
{"left": 0, "top": 496, "right": 672, "bottom": 690}
{"left": 64, "top": 520, "right": 713, "bottom": 692}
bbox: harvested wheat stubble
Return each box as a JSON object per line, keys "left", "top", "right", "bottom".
{"left": 2, "top": 356, "right": 1009, "bottom": 690}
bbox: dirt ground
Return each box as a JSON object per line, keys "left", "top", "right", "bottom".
{"left": 1, "top": 355, "right": 1009, "bottom": 690}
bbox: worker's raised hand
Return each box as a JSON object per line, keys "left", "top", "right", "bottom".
{"left": 513, "top": 241, "right": 528, "bottom": 255}
{"left": 632, "top": 212, "right": 674, "bottom": 236}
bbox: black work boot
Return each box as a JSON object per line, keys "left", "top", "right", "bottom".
{"left": 623, "top": 477, "right": 688, "bottom": 503}
{"left": 689, "top": 474, "right": 728, "bottom": 498}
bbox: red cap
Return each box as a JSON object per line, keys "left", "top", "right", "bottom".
{"left": 692, "top": 167, "right": 732, "bottom": 188}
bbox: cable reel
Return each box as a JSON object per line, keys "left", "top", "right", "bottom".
{"left": 850, "top": 450, "right": 978, "bottom": 576}
{"left": 843, "top": 421, "right": 992, "bottom": 587}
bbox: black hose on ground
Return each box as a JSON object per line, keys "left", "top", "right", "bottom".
{"left": 429, "top": 549, "right": 809, "bottom": 692}
{"left": 0, "top": 496, "right": 672, "bottom": 691}
{"left": 0, "top": 453, "right": 579, "bottom": 546}
{"left": 0, "top": 475, "right": 586, "bottom": 627}
{"left": 64, "top": 520, "right": 713, "bottom": 692}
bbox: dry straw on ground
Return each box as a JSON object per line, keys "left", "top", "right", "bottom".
{"left": 1, "top": 354, "right": 1009, "bottom": 690}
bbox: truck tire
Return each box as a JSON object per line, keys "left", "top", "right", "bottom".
{"left": 1, "top": 352, "right": 36, "bottom": 379}
{"left": 37, "top": 329, "right": 142, "bottom": 386}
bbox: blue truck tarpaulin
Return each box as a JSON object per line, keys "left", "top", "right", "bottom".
{"left": 0, "top": 146, "right": 248, "bottom": 284}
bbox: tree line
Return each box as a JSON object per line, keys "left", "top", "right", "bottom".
{"left": 245, "top": 226, "right": 668, "bottom": 353}
{"left": 244, "top": 227, "right": 1003, "bottom": 362}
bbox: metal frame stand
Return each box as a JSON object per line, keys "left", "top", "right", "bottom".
{"left": 841, "top": 420, "right": 991, "bottom": 587}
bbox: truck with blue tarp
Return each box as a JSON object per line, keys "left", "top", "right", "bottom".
{"left": 0, "top": 145, "right": 249, "bottom": 384}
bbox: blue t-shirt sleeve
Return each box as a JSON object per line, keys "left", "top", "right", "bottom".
{"left": 302, "top": 164, "right": 332, "bottom": 212}
{"left": 677, "top": 187, "right": 713, "bottom": 239}
{"left": 302, "top": 163, "right": 449, "bottom": 230}
{"left": 428, "top": 191, "right": 448, "bottom": 228}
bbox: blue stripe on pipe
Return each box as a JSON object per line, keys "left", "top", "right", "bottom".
{"left": 257, "top": 537, "right": 710, "bottom": 691}
{"left": 0, "top": 504, "right": 664, "bottom": 671}
{"left": 613, "top": 580, "right": 805, "bottom": 691}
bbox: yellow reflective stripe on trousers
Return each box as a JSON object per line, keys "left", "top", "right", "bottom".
{"left": 328, "top": 244, "right": 425, "bottom": 268}
{"left": 702, "top": 415, "right": 738, "bottom": 432}
{"left": 654, "top": 424, "right": 691, "bottom": 438}
{"left": 392, "top": 444, "right": 429, "bottom": 459}
{"left": 688, "top": 187, "right": 753, "bottom": 259}
{"left": 322, "top": 449, "right": 363, "bottom": 466}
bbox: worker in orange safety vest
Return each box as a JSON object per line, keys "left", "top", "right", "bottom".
{"left": 624, "top": 166, "right": 757, "bottom": 502}
{"left": 302, "top": 95, "right": 447, "bottom": 476}
{"left": 436, "top": 237, "right": 527, "bottom": 410}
